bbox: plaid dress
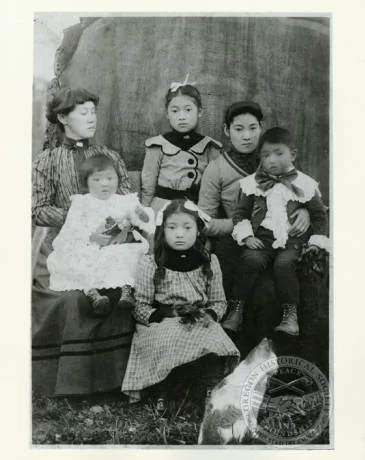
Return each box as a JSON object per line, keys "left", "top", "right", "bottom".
{"left": 122, "top": 254, "right": 240, "bottom": 397}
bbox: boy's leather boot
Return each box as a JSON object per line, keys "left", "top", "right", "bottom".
{"left": 274, "top": 304, "right": 299, "bottom": 336}
{"left": 222, "top": 300, "right": 244, "bottom": 332}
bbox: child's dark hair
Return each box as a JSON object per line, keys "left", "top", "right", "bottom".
{"left": 165, "top": 84, "right": 202, "bottom": 109}
{"left": 153, "top": 199, "right": 212, "bottom": 286}
{"left": 224, "top": 100, "right": 263, "bottom": 127}
{"left": 46, "top": 87, "right": 99, "bottom": 132}
{"left": 258, "top": 127, "right": 294, "bottom": 152}
{"left": 80, "top": 155, "right": 118, "bottom": 191}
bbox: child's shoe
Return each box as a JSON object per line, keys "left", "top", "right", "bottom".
{"left": 86, "top": 289, "right": 111, "bottom": 317}
{"left": 222, "top": 300, "right": 244, "bottom": 332}
{"left": 274, "top": 304, "right": 299, "bottom": 336}
{"left": 118, "top": 284, "right": 135, "bottom": 309}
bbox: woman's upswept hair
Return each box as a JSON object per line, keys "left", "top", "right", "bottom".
{"left": 153, "top": 199, "right": 212, "bottom": 286}
{"left": 46, "top": 87, "right": 99, "bottom": 131}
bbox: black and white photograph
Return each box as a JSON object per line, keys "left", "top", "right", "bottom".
{"left": 30, "top": 12, "right": 333, "bottom": 447}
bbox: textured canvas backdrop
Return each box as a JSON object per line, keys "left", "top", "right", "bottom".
{"left": 34, "top": 15, "right": 330, "bottom": 203}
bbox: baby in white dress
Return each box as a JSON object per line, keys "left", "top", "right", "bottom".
{"left": 47, "top": 154, "right": 154, "bottom": 315}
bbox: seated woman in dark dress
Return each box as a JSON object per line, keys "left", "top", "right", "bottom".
{"left": 32, "top": 87, "right": 135, "bottom": 396}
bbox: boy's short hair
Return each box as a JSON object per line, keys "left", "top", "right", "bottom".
{"left": 258, "top": 127, "right": 294, "bottom": 151}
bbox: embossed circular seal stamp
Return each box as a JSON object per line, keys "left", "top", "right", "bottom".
{"left": 240, "top": 356, "right": 331, "bottom": 444}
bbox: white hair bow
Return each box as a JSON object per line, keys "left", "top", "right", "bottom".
{"left": 155, "top": 199, "right": 211, "bottom": 227}
{"left": 170, "top": 73, "right": 197, "bottom": 93}
{"left": 184, "top": 200, "right": 211, "bottom": 224}
{"left": 155, "top": 201, "right": 172, "bottom": 226}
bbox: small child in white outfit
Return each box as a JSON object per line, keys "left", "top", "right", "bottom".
{"left": 47, "top": 155, "right": 155, "bottom": 316}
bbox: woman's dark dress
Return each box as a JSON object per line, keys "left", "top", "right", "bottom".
{"left": 32, "top": 138, "right": 134, "bottom": 395}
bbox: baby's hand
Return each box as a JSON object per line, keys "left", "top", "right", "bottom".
{"left": 134, "top": 205, "right": 150, "bottom": 223}
{"left": 89, "top": 232, "right": 111, "bottom": 247}
{"left": 244, "top": 236, "right": 265, "bottom": 250}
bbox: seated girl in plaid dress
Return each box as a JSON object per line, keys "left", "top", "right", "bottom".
{"left": 122, "top": 199, "right": 240, "bottom": 407}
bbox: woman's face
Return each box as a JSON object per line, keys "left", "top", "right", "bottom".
{"left": 58, "top": 101, "right": 97, "bottom": 140}
{"left": 166, "top": 95, "right": 201, "bottom": 133}
{"left": 224, "top": 113, "right": 261, "bottom": 154}
{"left": 164, "top": 212, "right": 198, "bottom": 251}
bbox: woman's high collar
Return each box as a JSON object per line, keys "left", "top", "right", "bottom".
{"left": 227, "top": 146, "right": 259, "bottom": 175}
{"left": 62, "top": 136, "right": 90, "bottom": 149}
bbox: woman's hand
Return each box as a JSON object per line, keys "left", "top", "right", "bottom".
{"left": 89, "top": 232, "right": 111, "bottom": 247}
{"left": 289, "top": 208, "right": 310, "bottom": 237}
{"left": 244, "top": 236, "right": 264, "bottom": 250}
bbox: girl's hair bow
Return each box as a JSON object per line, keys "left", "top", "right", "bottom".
{"left": 155, "top": 199, "right": 211, "bottom": 227}
{"left": 155, "top": 201, "right": 171, "bottom": 226}
{"left": 169, "top": 73, "right": 197, "bottom": 93}
{"left": 183, "top": 200, "right": 211, "bottom": 224}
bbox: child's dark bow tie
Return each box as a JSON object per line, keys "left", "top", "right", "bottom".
{"left": 255, "top": 168, "right": 304, "bottom": 197}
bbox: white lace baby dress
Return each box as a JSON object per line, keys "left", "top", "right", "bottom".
{"left": 47, "top": 193, "right": 154, "bottom": 291}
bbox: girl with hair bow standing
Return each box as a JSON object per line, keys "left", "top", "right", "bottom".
{"left": 141, "top": 75, "right": 223, "bottom": 214}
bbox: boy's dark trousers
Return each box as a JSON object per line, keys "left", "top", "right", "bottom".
{"left": 238, "top": 226, "right": 304, "bottom": 308}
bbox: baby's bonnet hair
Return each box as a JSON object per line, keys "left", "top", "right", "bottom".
{"left": 79, "top": 154, "right": 118, "bottom": 192}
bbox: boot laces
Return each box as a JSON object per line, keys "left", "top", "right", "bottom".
{"left": 230, "top": 300, "right": 242, "bottom": 312}
{"left": 122, "top": 284, "right": 134, "bottom": 296}
{"left": 281, "top": 304, "right": 297, "bottom": 323}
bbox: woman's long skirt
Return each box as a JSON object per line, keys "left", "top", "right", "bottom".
{"left": 32, "top": 227, "right": 134, "bottom": 396}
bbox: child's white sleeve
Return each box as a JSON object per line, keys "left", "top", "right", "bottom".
{"left": 52, "top": 196, "right": 91, "bottom": 250}
{"left": 232, "top": 220, "right": 254, "bottom": 245}
{"left": 120, "top": 193, "right": 156, "bottom": 234}
{"left": 134, "top": 206, "right": 155, "bottom": 234}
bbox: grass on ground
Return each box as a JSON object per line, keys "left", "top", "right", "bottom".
{"left": 32, "top": 386, "right": 203, "bottom": 445}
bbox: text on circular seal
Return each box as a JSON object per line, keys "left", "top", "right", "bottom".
{"left": 240, "top": 355, "right": 331, "bottom": 445}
